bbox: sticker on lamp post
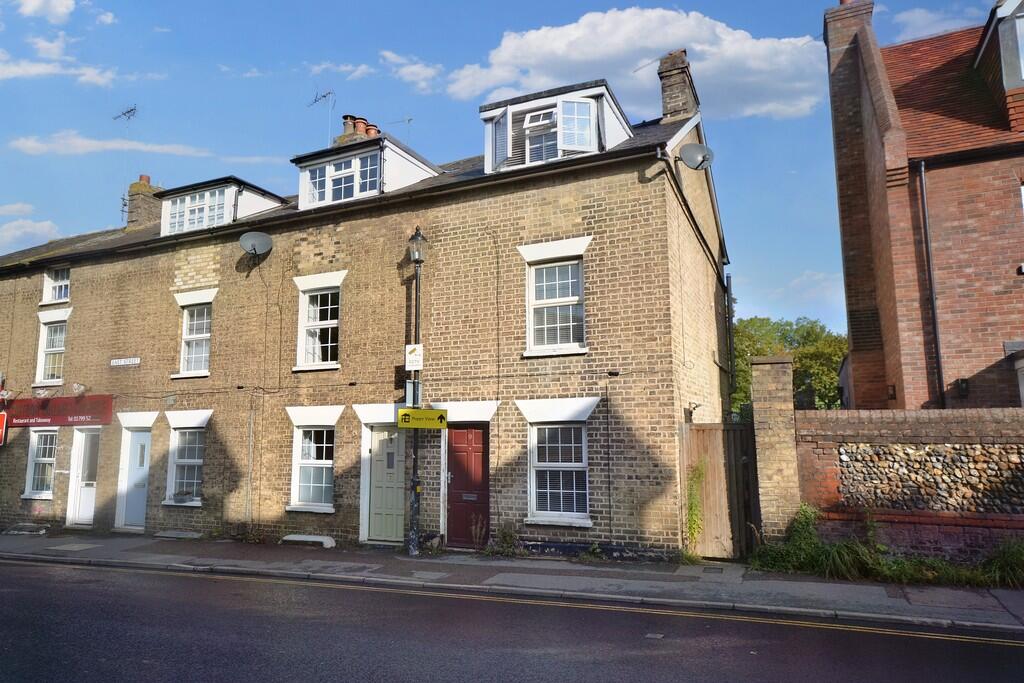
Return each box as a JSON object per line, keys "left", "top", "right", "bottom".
{"left": 397, "top": 408, "right": 447, "bottom": 430}
{"left": 405, "top": 344, "right": 424, "bottom": 371}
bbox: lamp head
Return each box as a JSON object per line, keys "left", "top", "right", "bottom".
{"left": 408, "top": 226, "right": 428, "bottom": 264}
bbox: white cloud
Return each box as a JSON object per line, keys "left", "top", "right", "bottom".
{"left": 380, "top": 49, "right": 443, "bottom": 94}
{"left": 96, "top": 10, "right": 114, "bottom": 25}
{"left": 217, "top": 63, "right": 232, "bottom": 73}
{"left": 447, "top": 8, "right": 824, "bottom": 120}
{"left": 27, "top": 30, "right": 73, "bottom": 60}
{"left": 891, "top": 8, "right": 977, "bottom": 42}
{"left": 308, "top": 61, "right": 376, "bottom": 80}
{"left": 8, "top": 130, "right": 279, "bottom": 165}
{"left": 0, "top": 219, "right": 59, "bottom": 248}
{"left": 9, "top": 130, "right": 213, "bottom": 157}
{"left": 16, "top": 0, "right": 76, "bottom": 25}
{"left": 122, "top": 71, "right": 167, "bottom": 81}
{"left": 242, "top": 67, "right": 265, "bottom": 78}
{"left": 0, "top": 45, "right": 115, "bottom": 85}
{"left": 0, "top": 202, "right": 33, "bottom": 216}
{"left": 153, "top": 26, "right": 171, "bottom": 33}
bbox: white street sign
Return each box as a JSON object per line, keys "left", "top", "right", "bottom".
{"left": 405, "top": 344, "right": 424, "bottom": 371}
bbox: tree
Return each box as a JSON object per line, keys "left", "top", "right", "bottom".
{"left": 731, "top": 316, "right": 847, "bottom": 412}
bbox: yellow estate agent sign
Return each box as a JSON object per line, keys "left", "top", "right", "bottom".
{"left": 397, "top": 408, "right": 448, "bottom": 430}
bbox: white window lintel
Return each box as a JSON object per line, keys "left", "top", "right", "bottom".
{"left": 38, "top": 307, "right": 72, "bottom": 324}
{"left": 516, "top": 236, "right": 593, "bottom": 264}
{"left": 117, "top": 411, "right": 160, "bottom": 429}
{"left": 174, "top": 288, "right": 219, "bottom": 307}
{"left": 515, "top": 397, "right": 600, "bottom": 423}
{"left": 285, "top": 405, "right": 345, "bottom": 427}
{"left": 293, "top": 271, "right": 348, "bottom": 292}
{"left": 165, "top": 409, "right": 213, "bottom": 430}
{"left": 429, "top": 401, "right": 501, "bottom": 423}
{"left": 352, "top": 403, "right": 404, "bottom": 425}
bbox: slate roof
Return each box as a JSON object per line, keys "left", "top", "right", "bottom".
{"left": 881, "top": 26, "right": 1023, "bottom": 159}
{"left": 0, "top": 116, "right": 690, "bottom": 271}
{"left": 152, "top": 176, "right": 287, "bottom": 202}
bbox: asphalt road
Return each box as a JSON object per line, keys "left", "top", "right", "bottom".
{"left": 1, "top": 560, "right": 1022, "bottom": 682}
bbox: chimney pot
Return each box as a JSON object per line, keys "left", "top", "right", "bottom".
{"left": 354, "top": 117, "right": 368, "bottom": 135}
{"left": 342, "top": 114, "right": 356, "bottom": 136}
{"left": 366, "top": 123, "right": 379, "bottom": 138}
{"left": 138, "top": 174, "right": 151, "bottom": 185}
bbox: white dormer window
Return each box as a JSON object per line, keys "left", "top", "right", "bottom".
{"left": 493, "top": 110, "right": 508, "bottom": 168}
{"left": 305, "top": 152, "right": 380, "bottom": 208}
{"left": 168, "top": 189, "right": 226, "bottom": 235}
{"left": 558, "top": 99, "right": 596, "bottom": 152}
{"left": 42, "top": 267, "right": 70, "bottom": 304}
{"left": 524, "top": 109, "right": 556, "bottom": 129}
{"left": 528, "top": 132, "right": 559, "bottom": 163}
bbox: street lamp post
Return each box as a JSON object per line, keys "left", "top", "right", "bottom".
{"left": 407, "top": 226, "right": 428, "bottom": 556}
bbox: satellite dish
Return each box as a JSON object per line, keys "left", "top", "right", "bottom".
{"left": 678, "top": 143, "right": 715, "bottom": 171}
{"left": 239, "top": 231, "right": 273, "bottom": 256}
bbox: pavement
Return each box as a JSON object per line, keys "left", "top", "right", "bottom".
{"left": 1, "top": 530, "right": 1023, "bottom": 634}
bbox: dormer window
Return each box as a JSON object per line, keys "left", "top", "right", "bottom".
{"left": 481, "top": 81, "right": 632, "bottom": 174}
{"left": 304, "top": 152, "right": 380, "bottom": 208}
{"left": 168, "top": 189, "right": 226, "bottom": 234}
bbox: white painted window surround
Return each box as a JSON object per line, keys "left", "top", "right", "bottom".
{"left": 293, "top": 271, "right": 347, "bottom": 372}
{"left": 517, "top": 236, "right": 593, "bottom": 357}
{"left": 23, "top": 428, "right": 58, "bottom": 500}
{"left": 429, "top": 401, "right": 501, "bottom": 423}
{"left": 41, "top": 267, "right": 70, "bottom": 305}
{"left": 165, "top": 410, "right": 213, "bottom": 430}
{"left": 34, "top": 307, "right": 72, "bottom": 386}
{"left": 514, "top": 397, "right": 600, "bottom": 528}
{"left": 162, "top": 410, "right": 212, "bottom": 506}
{"left": 172, "top": 289, "right": 218, "bottom": 379}
{"left": 117, "top": 412, "right": 160, "bottom": 429}
{"left": 285, "top": 405, "right": 345, "bottom": 514}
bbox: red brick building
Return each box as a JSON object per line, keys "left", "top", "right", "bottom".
{"left": 826, "top": 0, "right": 1024, "bottom": 409}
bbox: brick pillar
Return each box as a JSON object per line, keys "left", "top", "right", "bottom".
{"left": 751, "top": 356, "right": 801, "bottom": 540}
{"left": 126, "top": 174, "right": 162, "bottom": 230}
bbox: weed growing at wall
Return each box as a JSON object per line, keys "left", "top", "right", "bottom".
{"left": 751, "top": 504, "right": 1024, "bottom": 588}
{"left": 685, "top": 461, "right": 706, "bottom": 552}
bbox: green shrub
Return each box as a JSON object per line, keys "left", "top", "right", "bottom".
{"left": 983, "top": 540, "right": 1024, "bottom": 589}
{"left": 685, "top": 461, "right": 706, "bottom": 552}
{"left": 751, "top": 505, "right": 1022, "bottom": 589}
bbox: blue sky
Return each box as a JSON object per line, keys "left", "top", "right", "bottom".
{"left": 0, "top": 0, "right": 995, "bottom": 332}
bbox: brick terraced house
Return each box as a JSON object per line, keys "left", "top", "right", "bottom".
{"left": 0, "top": 50, "right": 730, "bottom": 553}
{"left": 827, "top": 0, "right": 1024, "bottom": 409}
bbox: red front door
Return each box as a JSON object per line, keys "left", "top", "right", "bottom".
{"left": 447, "top": 425, "right": 490, "bottom": 548}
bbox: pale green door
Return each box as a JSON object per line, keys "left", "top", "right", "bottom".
{"left": 369, "top": 428, "right": 404, "bottom": 542}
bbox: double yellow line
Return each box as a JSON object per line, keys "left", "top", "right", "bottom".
{"left": 3, "top": 558, "right": 1023, "bottom": 648}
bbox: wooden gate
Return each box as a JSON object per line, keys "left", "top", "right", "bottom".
{"left": 682, "top": 423, "right": 758, "bottom": 559}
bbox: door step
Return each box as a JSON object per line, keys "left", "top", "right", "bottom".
{"left": 280, "top": 534, "right": 335, "bottom": 549}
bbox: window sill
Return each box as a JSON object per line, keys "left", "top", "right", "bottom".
{"left": 39, "top": 299, "right": 70, "bottom": 307}
{"left": 522, "top": 347, "right": 589, "bottom": 359}
{"left": 286, "top": 504, "right": 335, "bottom": 514}
{"left": 162, "top": 500, "right": 202, "bottom": 507}
{"left": 292, "top": 363, "right": 340, "bottom": 373}
{"left": 21, "top": 493, "right": 53, "bottom": 501}
{"left": 170, "top": 371, "right": 210, "bottom": 380}
{"left": 31, "top": 380, "right": 63, "bottom": 388}
{"left": 524, "top": 515, "right": 593, "bottom": 528}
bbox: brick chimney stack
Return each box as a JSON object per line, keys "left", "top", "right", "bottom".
{"left": 126, "top": 174, "right": 162, "bottom": 230}
{"left": 657, "top": 49, "right": 700, "bottom": 121}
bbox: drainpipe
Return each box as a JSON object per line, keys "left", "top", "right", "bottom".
{"left": 918, "top": 160, "right": 946, "bottom": 408}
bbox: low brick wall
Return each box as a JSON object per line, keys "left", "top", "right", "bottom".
{"left": 750, "top": 358, "right": 1024, "bottom": 561}
{"left": 793, "top": 409, "right": 1024, "bottom": 559}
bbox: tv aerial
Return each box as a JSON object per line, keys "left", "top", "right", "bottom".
{"left": 678, "top": 143, "right": 714, "bottom": 171}
{"left": 114, "top": 105, "right": 137, "bottom": 122}
{"left": 239, "top": 232, "right": 273, "bottom": 257}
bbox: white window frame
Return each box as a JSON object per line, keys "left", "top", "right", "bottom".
{"left": 492, "top": 109, "right": 509, "bottom": 169}
{"left": 284, "top": 405, "right": 345, "bottom": 514}
{"left": 526, "top": 260, "right": 586, "bottom": 355}
{"left": 527, "top": 423, "right": 590, "bottom": 524}
{"left": 527, "top": 130, "right": 559, "bottom": 164}
{"left": 165, "top": 428, "right": 206, "bottom": 506}
{"left": 41, "top": 266, "right": 70, "bottom": 304}
{"left": 557, "top": 97, "right": 598, "bottom": 153}
{"left": 23, "top": 428, "right": 59, "bottom": 500}
{"left": 523, "top": 108, "right": 556, "bottom": 129}
{"left": 172, "top": 288, "right": 218, "bottom": 379}
{"left": 518, "top": 237, "right": 593, "bottom": 357}
{"left": 34, "top": 307, "right": 72, "bottom": 386}
{"left": 303, "top": 152, "right": 381, "bottom": 209}
{"left": 163, "top": 410, "right": 213, "bottom": 507}
{"left": 292, "top": 271, "right": 347, "bottom": 372}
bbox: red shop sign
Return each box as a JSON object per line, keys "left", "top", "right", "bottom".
{"left": 0, "top": 412, "right": 7, "bottom": 446}
{"left": 6, "top": 395, "right": 113, "bottom": 427}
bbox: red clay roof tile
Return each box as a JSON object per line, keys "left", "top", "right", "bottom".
{"left": 881, "top": 26, "right": 1023, "bottom": 158}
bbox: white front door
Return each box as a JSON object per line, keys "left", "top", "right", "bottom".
{"left": 123, "top": 430, "right": 151, "bottom": 528}
{"left": 368, "top": 428, "right": 404, "bottom": 542}
{"left": 68, "top": 429, "right": 100, "bottom": 526}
